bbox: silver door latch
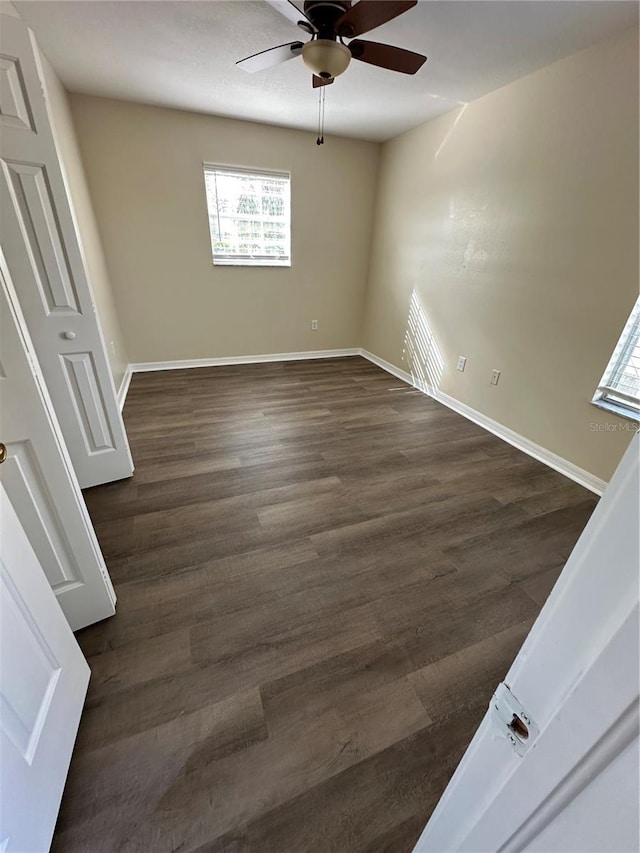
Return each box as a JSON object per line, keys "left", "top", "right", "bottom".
{"left": 490, "top": 682, "right": 538, "bottom": 756}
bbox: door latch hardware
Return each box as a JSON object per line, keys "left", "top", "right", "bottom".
{"left": 490, "top": 682, "right": 538, "bottom": 756}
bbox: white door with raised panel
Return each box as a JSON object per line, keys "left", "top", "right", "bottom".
{"left": 0, "top": 483, "right": 90, "bottom": 853}
{"left": 0, "top": 12, "right": 133, "bottom": 488}
{"left": 1, "top": 249, "right": 116, "bottom": 630}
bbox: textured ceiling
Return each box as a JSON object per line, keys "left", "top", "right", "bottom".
{"left": 14, "top": 0, "right": 639, "bottom": 141}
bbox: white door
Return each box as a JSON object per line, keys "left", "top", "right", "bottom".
{"left": 1, "top": 249, "right": 116, "bottom": 630}
{"left": 0, "top": 483, "right": 90, "bottom": 853}
{"left": 415, "top": 434, "right": 640, "bottom": 852}
{"left": 0, "top": 12, "right": 133, "bottom": 489}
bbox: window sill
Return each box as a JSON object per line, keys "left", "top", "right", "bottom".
{"left": 591, "top": 397, "right": 640, "bottom": 424}
{"left": 212, "top": 260, "right": 291, "bottom": 268}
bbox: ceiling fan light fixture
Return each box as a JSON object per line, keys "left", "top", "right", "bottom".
{"left": 302, "top": 39, "right": 351, "bottom": 79}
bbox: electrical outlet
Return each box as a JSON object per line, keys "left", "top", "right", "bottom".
{"left": 456, "top": 356, "right": 467, "bottom": 372}
{"left": 490, "top": 369, "right": 501, "bottom": 386}
{"left": 311, "top": 320, "right": 318, "bottom": 331}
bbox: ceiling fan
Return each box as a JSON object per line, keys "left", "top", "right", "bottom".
{"left": 236, "top": 0, "right": 427, "bottom": 87}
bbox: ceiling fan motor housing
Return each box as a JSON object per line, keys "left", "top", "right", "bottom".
{"left": 304, "top": 0, "right": 353, "bottom": 37}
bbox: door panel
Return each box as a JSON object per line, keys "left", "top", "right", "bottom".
{"left": 0, "top": 54, "right": 36, "bottom": 131}
{"left": 0, "top": 13, "right": 133, "bottom": 488}
{"left": 1, "top": 442, "right": 82, "bottom": 590}
{"left": 61, "top": 351, "right": 117, "bottom": 453}
{"left": 0, "top": 484, "right": 90, "bottom": 853}
{"left": 3, "top": 160, "right": 81, "bottom": 314}
{"left": 1, "top": 568, "right": 61, "bottom": 764}
{"left": 1, "top": 250, "right": 116, "bottom": 630}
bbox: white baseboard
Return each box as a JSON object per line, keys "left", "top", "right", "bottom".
{"left": 361, "top": 349, "right": 416, "bottom": 387}
{"left": 119, "top": 349, "right": 357, "bottom": 407}
{"left": 129, "top": 348, "right": 359, "bottom": 374}
{"left": 360, "top": 349, "right": 607, "bottom": 496}
{"left": 116, "top": 365, "right": 132, "bottom": 412}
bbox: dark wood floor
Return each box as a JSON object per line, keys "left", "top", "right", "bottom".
{"left": 53, "top": 357, "right": 597, "bottom": 853}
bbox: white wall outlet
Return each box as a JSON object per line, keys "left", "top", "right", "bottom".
{"left": 456, "top": 356, "right": 467, "bottom": 372}
{"left": 490, "top": 369, "right": 501, "bottom": 386}
{"left": 311, "top": 320, "right": 318, "bottom": 331}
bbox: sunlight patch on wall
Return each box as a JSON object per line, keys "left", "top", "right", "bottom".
{"left": 435, "top": 104, "right": 468, "bottom": 161}
{"left": 403, "top": 289, "right": 444, "bottom": 392}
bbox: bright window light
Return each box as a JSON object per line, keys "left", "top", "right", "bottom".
{"left": 203, "top": 165, "right": 291, "bottom": 267}
{"left": 592, "top": 296, "right": 640, "bottom": 421}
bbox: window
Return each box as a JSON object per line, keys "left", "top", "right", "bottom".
{"left": 592, "top": 296, "right": 640, "bottom": 420}
{"left": 203, "top": 165, "right": 291, "bottom": 267}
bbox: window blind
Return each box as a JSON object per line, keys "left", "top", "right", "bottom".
{"left": 203, "top": 165, "right": 291, "bottom": 267}
{"left": 594, "top": 296, "right": 640, "bottom": 418}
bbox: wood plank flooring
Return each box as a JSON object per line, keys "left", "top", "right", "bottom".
{"left": 52, "top": 356, "right": 598, "bottom": 853}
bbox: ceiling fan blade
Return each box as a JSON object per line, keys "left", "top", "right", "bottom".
{"left": 264, "top": 1, "right": 317, "bottom": 33}
{"left": 236, "top": 41, "right": 304, "bottom": 73}
{"left": 312, "top": 75, "right": 334, "bottom": 88}
{"left": 348, "top": 39, "right": 426, "bottom": 74}
{"left": 335, "top": 0, "right": 417, "bottom": 38}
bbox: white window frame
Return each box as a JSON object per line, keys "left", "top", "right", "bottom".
{"left": 592, "top": 296, "right": 640, "bottom": 422}
{"left": 203, "top": 163, "right": 291, "bottom": 268}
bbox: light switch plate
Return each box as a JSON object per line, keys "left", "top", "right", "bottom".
{"left": 456, "top": 356, "right": 467, "bottom": 372}
{"left": 490, "top": 369, "right": 501, "bottom": 386}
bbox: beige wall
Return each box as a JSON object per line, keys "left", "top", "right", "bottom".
{"left": 40, "top": 56, "right": 130, "bottom": 391}
{"left": 69, "top": 95, "right": 380, "bottom": 363}
{"left": 362, "top": 27, "right": 639, "bottom": 483}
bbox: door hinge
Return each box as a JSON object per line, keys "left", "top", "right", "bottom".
{"left": 490, "top": 682, "right": 539, "bottom": 757}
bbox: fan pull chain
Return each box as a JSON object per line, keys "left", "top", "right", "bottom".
{"left": 316, "top": 85, "right": 326, "bottom": 145}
